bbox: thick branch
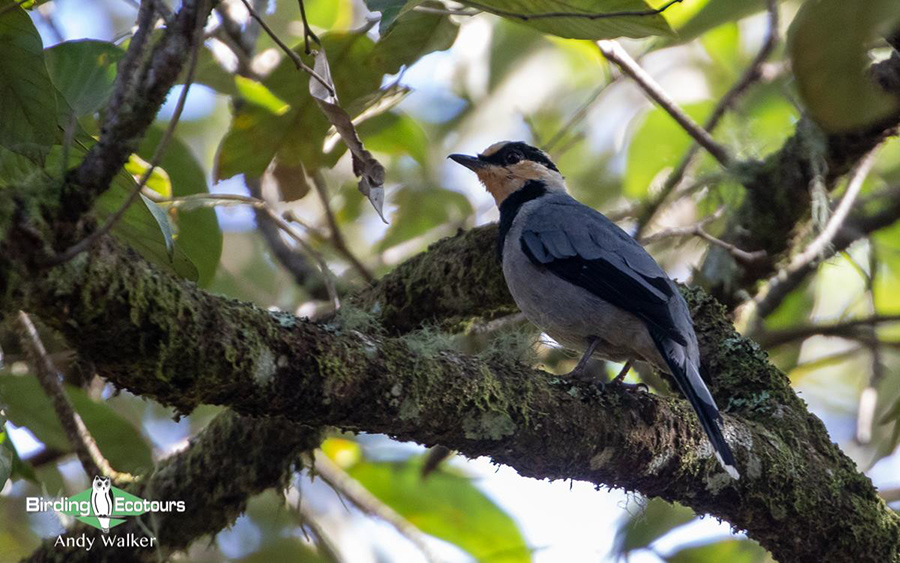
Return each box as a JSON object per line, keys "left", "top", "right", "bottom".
{"left": 62, "top": 0, "right": 211, "bottom": 222}
{"left": 13, "top": 233, "right": 899, "bottom": 563}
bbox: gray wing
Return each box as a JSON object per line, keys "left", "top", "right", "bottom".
{"left": 519, "top": 196, "right": 687, "bottom": 345}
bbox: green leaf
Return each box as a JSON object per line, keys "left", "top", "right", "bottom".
{"left": 138, "top": 127, "right": 222, "bottom": 286}
{"left": 670, "top": 0, "right": 768, "bottom": 45}
{"left": 356, "top": 112, "right": 429, "bottom": 166}
{"left": 44, "top": 40, "right": 124, "bottom": 117}
{"left": 235, "top": 76, "right": 290, "bottom": 114}
{"left": 363, "top": 0, "right": 423, "bottom": 33}
{"left": 456, "top": 0, "right": 675, "bottom": 40}
{"left": 378, "top": 185, "right": 472, "bottom": 250}
{"left": 613, "top": 498, "right": 694, "bottom": 555}
{"left": 665, "top": 539, "right": 767, "bottom": 563}
{"left": 347, "top": 456, "right": 531, "bottom": 562}
{"left": 0, "top": 0, "right": 57, "bottom": 160}
{"left": 374, "top": 6, "right": 460, "bottom": 75}
{"left": 0, "top": 375, "right": 154, "bottom": 474}
{"left": 124, "top": 154, "right": 172, "bottom": 197}
{"left": 141, "top": 194, "right": 175, "bottom": 260}
{"left": 215, "top": 103, "right": 293, "bottom": 181}
{"left": 624, "top": 101, "right": 713, "bottom": 199}
{"left": 46, "top": 143, "right": 200, "bottom": 281}
{"left": 788, "top": 0, "right": 900, "bottom": 133}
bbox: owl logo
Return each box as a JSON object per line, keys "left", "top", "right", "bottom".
{"left": 90, "top": 476, "right": 113, "bottom": 533}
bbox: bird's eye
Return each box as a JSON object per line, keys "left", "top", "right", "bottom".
{"left": 506, "top": 151, "right": 523, "bottom": 165}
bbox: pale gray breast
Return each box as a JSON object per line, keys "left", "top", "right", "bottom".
{"left": 500, "top": 200, "right": 663, "bottom": 366}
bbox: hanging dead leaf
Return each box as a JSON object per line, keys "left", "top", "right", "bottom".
{"left": 310, "top": 48, "right": 388, "bottom": 223}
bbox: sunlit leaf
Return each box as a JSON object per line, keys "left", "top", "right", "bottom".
{"left": 789, "top": 0, "right": 900, "bottom": 133}
{"left": 44, "top": 40, "right": 123, "bottom": 117}
{"left": 236, "top": 76, "right": 290, "bottom": 114}
{"left": 457, "top": 0, "right": 675, "bottom": 40}
{"left": 124, "top": 154, "right": 172, "bottom": 197}
{"left": 0, "top": 0, "right": 57, "bottom": 161}
{"left": 0, "top": 375, "right": 154, "bottom": 474}
{"left": 347, "top": 456, "right": 531, "bottom": 562}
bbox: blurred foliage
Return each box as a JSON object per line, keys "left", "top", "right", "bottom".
{"left": 1, "top": 0, "right": 900, "bottom": 560}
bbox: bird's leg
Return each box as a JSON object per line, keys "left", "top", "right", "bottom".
{"left": 564, "top": 337, "right": 601, "bottom": 380}
{"left": 606, "top": 360, "right": 648, "bottom": 392}
{"left": 611, "top": 361, "right": 632, "bottom": 385}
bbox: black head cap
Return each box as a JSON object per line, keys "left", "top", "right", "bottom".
{"left": 478, "top": 141, "right": 559, "bottom": 172}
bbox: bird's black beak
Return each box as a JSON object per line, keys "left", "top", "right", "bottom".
{"left": 448, "top": 153, "right": 486, "bottom": 171}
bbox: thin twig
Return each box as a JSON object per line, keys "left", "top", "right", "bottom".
{"left": 311, "top": 172, "right": 373, "bottom": 282}
{"left": 313, "top": 452, "right": 438, "bottom": 563}
{"left": 238, "top": 0, "right": 334, "bottom": 96}
{"left": 754, "top": 314, "right": 900, "bottom": 348}
{"left": 296, "top": 0, "right": 320, "bottom": 54}
{"left": 639, "top": 209, "right": 766, "bottom": 264}
{"left": 15, "top": 312, "right": 123, "bottom": 480}
{"left": 48, "top": 20, "right": 203, "bottom": 267}
{"left": 778, "top": 151, "right": 876, "bottom": 278}
{"left": 635, "top": 0, "right": 779, "bottom": 236}
{"left": 462, "top": 0, "right": 682, "bottom": 21}
{"left": 544, "top": 73, "right": 621, "bottom": 153}
{"left": 597, "top": 40, "right": 732, "bottom": 168}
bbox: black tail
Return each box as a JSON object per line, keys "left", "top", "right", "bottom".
{"left": 650, "top": 333, "right": 740, "bottom": 479}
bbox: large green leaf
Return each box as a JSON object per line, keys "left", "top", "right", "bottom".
{"left": 0, "top": 0, "right": 57, "bottom": 161}
{"left": 789, "top": 0, "right": 900, "bottom": 133}
{"left": 374, "top": 7, "right": 460, "bottom": 75}
{"left": 613, "top": 498, "right": 694, "bottom": 555}
{"left": 44, "top": 40, "right": 123, "bottom": 117}
{"left": 46, "top": 142, "right": 199, "bottom": 281}
{"left": 139, "top": 127, "right": 222, "bottom": 286}
{"left": 456, "top": 0, "right": 675, "bottom": 40}
{"left": 0, "top": 375, "right": 154, "bottom": 474}
{"left": 347, "top": 456, "right": 531, "bottom": 562}
{"left": 624, "top": 101, "right": 713, "bottom": 199}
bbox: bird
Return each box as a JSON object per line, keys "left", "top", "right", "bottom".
{"left": 449, "top": 141, "right": 740, "bottom": 480}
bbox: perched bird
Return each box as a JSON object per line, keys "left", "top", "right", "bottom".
{"left": 450, "top": 141, "right": 740, "bottom": 479}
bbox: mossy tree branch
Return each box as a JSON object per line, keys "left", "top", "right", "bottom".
{"left": 8, "top": 233, "right": 899, "bottom": 563}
